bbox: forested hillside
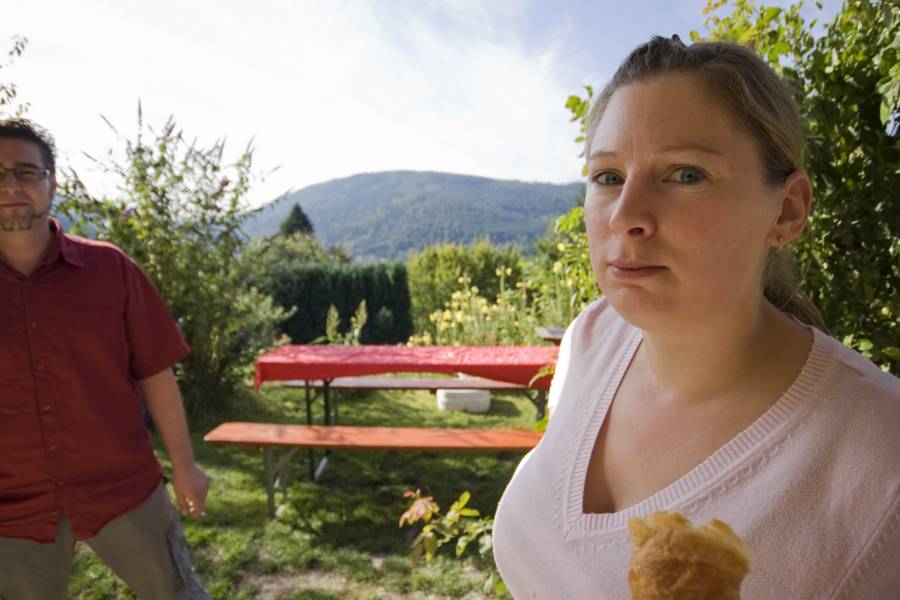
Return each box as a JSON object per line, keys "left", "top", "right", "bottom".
{"left": 242, "top": 171, "right": 583, "bottom": 260}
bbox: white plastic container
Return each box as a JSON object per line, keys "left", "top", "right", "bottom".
{"left": 436, "top": 389, "right": 491, "bottom": 413}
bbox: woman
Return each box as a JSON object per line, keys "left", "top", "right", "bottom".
{"left": 493, "top": 36, "right": 900, "bottom": 599}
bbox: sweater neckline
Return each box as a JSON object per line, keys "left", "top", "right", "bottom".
{"left": 563, "top": 322, "right": 836, "bottom": 537}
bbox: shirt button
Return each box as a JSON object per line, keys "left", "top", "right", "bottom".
{"left": 48, "top": 444, "right": 58, "bottom": 451}
{"left": 42, "top": 405, "right": 51, "bottom": 412}
{"left": 31, "top": 321, "right": 39, "bottom": 329}
{"left": 51, "top": 511, "right": 60, "bottom": 518}
{"left": 35, "top": 364, "right": 44, "bottom": 371}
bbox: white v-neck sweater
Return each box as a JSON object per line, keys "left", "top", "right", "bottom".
{"left": 493, "top": 298, "right": 900, "bottom": 599}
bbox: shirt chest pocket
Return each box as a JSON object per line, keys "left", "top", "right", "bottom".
{"left": 44, "top": 309, "right": 130, "bottom": 377}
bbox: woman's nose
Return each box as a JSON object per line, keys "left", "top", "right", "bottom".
{"left": 608, "top": 178, "right": 656, "bottom": 240}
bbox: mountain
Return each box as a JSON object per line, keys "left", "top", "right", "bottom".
{"left": 242, "top": 171, "right": 584, "bottom": 260}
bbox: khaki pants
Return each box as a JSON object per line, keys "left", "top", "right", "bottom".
{"left": 0, "top": 481, "right": 210, "bottom": 600}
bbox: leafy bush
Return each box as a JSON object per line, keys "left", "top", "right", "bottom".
{"left": 56, "top": 114, "right": 291, "bottom": 416}
{"left": 320, "top": 300, "right": 368, "bottom": 346}
{"left": 694, "top": 0, "right": 900, "bottom": 372}
{"left": 408, "top": 239, "right": 523, "bottom": 335}
{"left": 408, "top": 272, "right": 541, "bottom": 346}
{"left": 237, "top": 230, "right": 344, "bottom": 283}
{"left": 406, "top": 211, "right": 598, "bottom": 345}
{"left": 526, "top": 204, "right": 600, "bottom": 329}
{"left": 399, "top": 489, "right": 507, "bottom": 596}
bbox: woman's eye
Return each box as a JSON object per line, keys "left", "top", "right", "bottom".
{"left": 592, "top": 171, "right": 624, "bottom": 186}
{"left": 670, "top": 167, "right": 706, "bottom": 184}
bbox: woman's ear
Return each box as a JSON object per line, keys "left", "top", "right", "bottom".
{"left": 769, "top": 171, "right": 812, "bottom": 247}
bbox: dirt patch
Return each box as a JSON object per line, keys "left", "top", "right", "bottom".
{"left": 245, "top": 570, "right": 491, "bottom": 600}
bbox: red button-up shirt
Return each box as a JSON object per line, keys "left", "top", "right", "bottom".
{"left": 0, "top": 220, "right": 189, "bottom": 542}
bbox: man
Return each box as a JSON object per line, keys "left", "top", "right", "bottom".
{"left": 0, "top": 119, "right": 211, "bottom": 599}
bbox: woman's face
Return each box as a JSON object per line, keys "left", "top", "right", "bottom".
{"left": 584, "top": 74, "right": 783, "bottom": 330}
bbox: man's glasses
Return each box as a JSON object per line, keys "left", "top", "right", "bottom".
{"left": 0, "top": 166, "right": 52, "bottom": 183}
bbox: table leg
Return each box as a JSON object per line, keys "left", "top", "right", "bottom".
{"left": 263, "top": 447, "right": 275, "bottom": 518}
{"left": 263, "top": 447, "right": 301, "bottom": 517}
{"left": 530, "top": 390, "right": 547, "bottom": 421}
{"left": 321, "top": 380, "right": 333, "bottom": 478}
{"left": 305, "top": 382, "right": 315, "bottom": 480}
{"left": 313, "top": 455, "right": 329, "bottom": 482}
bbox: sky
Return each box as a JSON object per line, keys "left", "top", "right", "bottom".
{"left": 3, "top": 0, "right": 841, "bottom": 209}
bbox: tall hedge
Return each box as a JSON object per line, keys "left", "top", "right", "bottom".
{"left": 263, "top": 261, "right": 413, "bottom": 344}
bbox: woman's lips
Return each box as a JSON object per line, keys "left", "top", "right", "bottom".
{"left": 608, "top": 263, "right": 666, "bottom": 279}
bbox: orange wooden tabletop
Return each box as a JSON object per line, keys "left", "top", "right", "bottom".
{"left": 204, "top": 422, "right": 542, "bottom": 452}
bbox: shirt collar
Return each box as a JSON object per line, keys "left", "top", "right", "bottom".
{"left": 48, "top": 217, "right": 85, "bottom": 268}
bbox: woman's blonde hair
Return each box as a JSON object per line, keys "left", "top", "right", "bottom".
{"left": 585, "top": 35, "right": 826, "bottom": 330}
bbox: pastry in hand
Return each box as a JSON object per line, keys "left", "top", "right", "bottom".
{"left": 628, "top": 511, "right": 753, "bottom": 600}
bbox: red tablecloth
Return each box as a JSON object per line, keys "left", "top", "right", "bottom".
{"left": 254, "top": 345, "right": 558, "bottom": 389}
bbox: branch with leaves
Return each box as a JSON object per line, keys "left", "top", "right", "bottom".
{"left": 1, "top": 35, "right": 30, "bottom": 118}
{"left": 399, "top": 489, "right": 507, "bottom": 596}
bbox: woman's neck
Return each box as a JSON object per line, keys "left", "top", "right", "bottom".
{"left": 633, "top": 301, "right": 813, "bottom": 408}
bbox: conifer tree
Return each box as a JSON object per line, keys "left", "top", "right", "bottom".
{"left": 279, "top": 202, "right": 314, "bottom": 236}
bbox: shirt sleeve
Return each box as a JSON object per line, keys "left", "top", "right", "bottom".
{"left": 120, "top": 255, "right": 190, "bottom": 380}
{"left": 547, "top": 323, "right": 574, "bottom": 417}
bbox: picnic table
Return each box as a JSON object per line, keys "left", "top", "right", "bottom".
{"left": 206, "top": 344, "right": 557, "bottom": 515}
{"left": 535, "top": 326, "right": 566, "bottom": 345}
{"left": 254, "top": 344, "right": 557, "bottom": 424}
{"left": 254, "top": 344, "right": 557, "bottom": 389}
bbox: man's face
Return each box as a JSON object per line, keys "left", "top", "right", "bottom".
{"left": 0, "top": 138, "right": 55, "bottom": 232}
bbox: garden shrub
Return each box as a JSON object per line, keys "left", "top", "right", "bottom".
{"left": 697, "top": 0, "right": 900, "bottom": 372}
{"left": 57, "top": 114, "right": 291, "bottom": 416}
{"left": 526, "top": 204, "right": 600, "bottom": 329}
{"left": 407, "top": 239, "right": 523, "bottom": 335}
{"left": 408, "top": 272, "right": 541, "bottom": 347}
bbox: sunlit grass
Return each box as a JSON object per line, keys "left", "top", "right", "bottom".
{"left": 67, "top": 385, "right": 532, "bottom": 598}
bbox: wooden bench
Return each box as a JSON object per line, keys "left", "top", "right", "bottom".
{"left": 535, "top": 326, "right": 565, "bottom": 345}
{"left": 286, "top": 376, "right": 548, "bottom": 423}
{"left": 204, "top": 422, "right": 542, "bottom": 517}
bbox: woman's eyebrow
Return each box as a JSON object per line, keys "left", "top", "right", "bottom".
{"left": 656, "top": 143, "right": 725, "bottom": 157}
{"left": 588, "top": 149, "right": 617, "bottom": 162}
{"left": 588, "top": 144, "right": 726, "bottom": 162}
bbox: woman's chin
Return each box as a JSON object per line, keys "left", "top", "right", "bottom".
{"left": 604, "top": 288, "right": 676, "bottom": 330}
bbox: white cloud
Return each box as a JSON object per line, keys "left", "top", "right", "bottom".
{"left": 2, "top": 0, "right": 584, "bottom": 208}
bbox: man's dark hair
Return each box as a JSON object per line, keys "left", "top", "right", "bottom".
{"left": 0, "top": 118, "right": 56, "bottom": 172}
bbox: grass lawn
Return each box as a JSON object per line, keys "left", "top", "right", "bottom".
{"left": 67, "top": 382, "right": 537, "bottom": 598}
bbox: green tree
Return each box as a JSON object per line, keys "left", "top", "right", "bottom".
{"left": 694, "top": 0, "right": 900, "bottom": 371}
{"left": 57, "top": 111, "right": 292, "bottom": 416}
{"left": 237, "top": 231, "right": 337, "bottom": 282}
{"left": 279, "top": 202, "right": 314, "bottom": 236}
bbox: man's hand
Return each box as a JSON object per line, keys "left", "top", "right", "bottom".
{"left": 139, "top": 368, "right": 210, "bottom": 520}
{"left": 171, "top": 462, "right": 210, "bottom": 519}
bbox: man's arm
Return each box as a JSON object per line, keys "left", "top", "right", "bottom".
{"left": 139, "top": 367, "right": 210, "bottom": 520}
